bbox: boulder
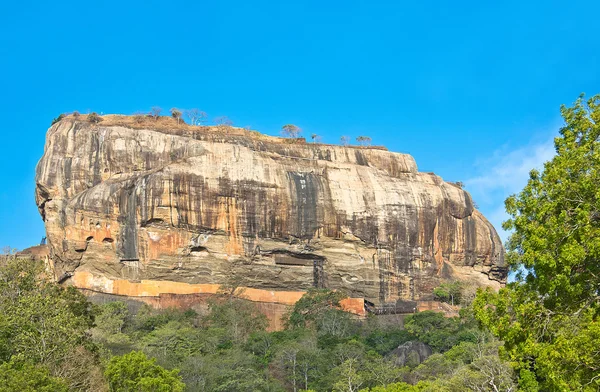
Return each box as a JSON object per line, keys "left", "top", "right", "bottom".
{"left": 35, "top": 115, "right": 506, "bottom": 311}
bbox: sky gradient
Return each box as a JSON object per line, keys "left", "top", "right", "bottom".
{"left": 1, "top": 0, "right": 599, "bottom": 250}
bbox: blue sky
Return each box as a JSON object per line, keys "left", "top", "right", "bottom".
{"left": 0, "top": 0, "right": 599, "bottom": 250}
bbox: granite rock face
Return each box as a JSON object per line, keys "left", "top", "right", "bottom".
{"left": 35, "top": 116, "right": 506, "bottom": 310}
{"left": 389, "top": 341, "right": 433, "bottom": 367}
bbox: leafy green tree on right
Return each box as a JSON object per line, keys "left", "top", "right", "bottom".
{"left": 474, "top": 94, "right": 600, "bottom": 391}
{"left": 105, "top": 351, "right": 185, "bottom": 392}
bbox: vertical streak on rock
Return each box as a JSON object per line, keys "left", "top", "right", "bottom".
{"left": 118, "top": 183, "right": 138, "bottom": 260}
{"left": 89, "top": 132, "right": 102, "bottom": 187}
{"left": 287, "top": 172, "right": 319, "bottom": 239}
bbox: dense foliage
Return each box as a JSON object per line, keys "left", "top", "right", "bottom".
{"left": 0, "top": 258, "right": 514, "bottom": 391}
{"left": 474, "top": 94, "right": 600, "bottom": 391}
{"left": 105, "top": 351, "right": 185, "bottom": 391}
{"left": 87, "top": 288, "right": 514, "bottom": 392}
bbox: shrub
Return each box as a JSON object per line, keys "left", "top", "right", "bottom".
{"left": 170, "top": 108, "right": 183, "bottom": 124}
{"left": 133, "top": 112, "right": 145, "bottom": 124}
{"left": 88, "top": 112, "right": 102, "bottom": 124}
{"left": 51, "top": 114, "right": 65, "bottom": 125}
{"left": 0, "top": 360, "right": 68, "bottom": 392}
{"left": 72, "top": 111, "right": 80, "bottom": 118}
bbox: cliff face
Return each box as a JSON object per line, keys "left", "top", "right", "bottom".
{"left": 35, "top": 116, "right": 506, "bottom": 310}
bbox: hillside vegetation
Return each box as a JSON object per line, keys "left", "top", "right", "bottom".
{"left": 0, "top": 257, "right": 512, "bottom": 391}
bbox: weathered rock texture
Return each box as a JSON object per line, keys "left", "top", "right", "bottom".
{"left": 35, "top": 115, "right": 506, "bottom": 312}
{"left": 389, "top": 341, "right": 433, "bottom": 367}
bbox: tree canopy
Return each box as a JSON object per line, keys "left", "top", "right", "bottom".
{"left": 474, "top": 93, "right": 600, "bottom": 391}
{"left": 281, "top": 124, "right": 301, "bottom": 138}
{"left": 105, "top": 351, "right": 185, "bottom": 392}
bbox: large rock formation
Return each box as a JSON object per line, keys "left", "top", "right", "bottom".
{"left": 35, "top": 115, "right": 506, "bottom": 312}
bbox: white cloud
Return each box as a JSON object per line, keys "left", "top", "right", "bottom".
{"left": 466, "top": 140, "right": 555, "bottom": 201}
{"left": 465, "top": 136, "right": 556, "bottom": 242}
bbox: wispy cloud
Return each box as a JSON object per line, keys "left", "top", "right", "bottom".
{"left": 465, "top": 134, "right": 557, "bottom": 242}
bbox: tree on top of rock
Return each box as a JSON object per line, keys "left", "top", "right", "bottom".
{"left": 185, "top": 108, "right": 207, "bottom": 126}
{"left": 170, "top": 108, "right": 182, "bottom": 124}
{"left": 281, "top": 124, "right": 301, "bottom": 138}
{"left": 150, "top": 106, "right": 162, "bottom": 120}
{"left": 356, "top": 136, "right": 372, "bottom": 146}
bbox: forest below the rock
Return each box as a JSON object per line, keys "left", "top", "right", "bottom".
{"left": 0, "top": 95, "right": 598, "bottom": 392}
{"left": 0, "top": 257, "right": 516, "bottom": 392}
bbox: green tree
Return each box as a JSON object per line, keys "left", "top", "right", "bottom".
{"left": 0, "top": 259, "right": 95, "bottom": 366}
{"left": 285, "top": 289, "right": 348, "bottom": 330}
{"left": 94, "top": 301, "right": 129, "bottom": 336}
{"left": 139, "top": 320, "right": 203, "bottom": 364}
{"left": 474, "top": 94, "right": 600, "bottom": 391}
{"left": 0, "top": 360, "right": 68, "bottom": 392}
{"left": 105, "top": 351, "right": 185, "bottom": 392}
{"left": 360, "top": 381, "right": 443, "bottom": 392}
{"left": 432, "top": 281, "right": 462, "bottom": 306}
{"left": 403, "top": 311, "right": 474, "bottom": 353}
{"left": 0, "top": 259, "right": 106, "bottom": 390}
{"left": 205, "top": 298, "right": 268, "bottom": 344}
{"left": 332, "top": 358, "right": 365, "bottom": 392}
{"left": 183, "top": 348, "right": 271, "bottom": 392}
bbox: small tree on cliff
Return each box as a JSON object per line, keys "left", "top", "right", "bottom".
{"left": 51, "top": 114, "right": 65, "bottom": 125}
{"left": 185, "top": 108, "right": 207, "bottom": 126}
{"left": 170, "top": 108, "right": 182, "bottom": 124}
{"left": 340, "top": 135, "right": 350, "bottom": 146}
{"left": 281, "top": 124, "right": 301, "bottom": 138}
{"left": 215, "top": 116, "right": 233, "bottom": 133}
{"left": 87, "top": 112, "right": 102, "bottom": 124}
{"left": 150, "top": 106, "right": 162, "bottom": 120}
{"left": 356, "top": 136, "right": 372, "bottom": 146}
